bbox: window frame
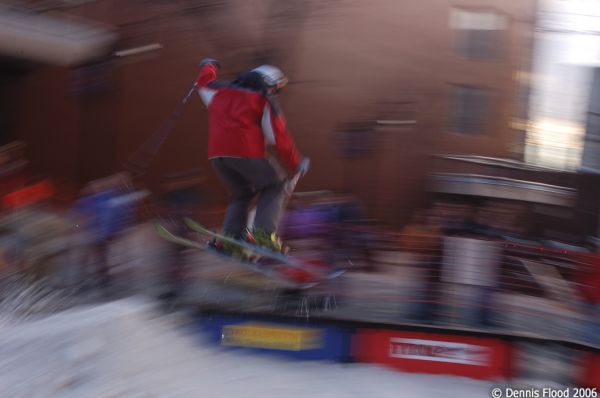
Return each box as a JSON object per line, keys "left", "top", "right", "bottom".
{"left": 449, "top": 7, "right": 509, "bottom": 61}
{"left": 445, "top": 84, "right": 495, "bottom": 136}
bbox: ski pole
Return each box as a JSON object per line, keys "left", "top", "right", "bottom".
{"left": 124, "top": 81, "right": 198, "bottom": 178}
{"left": 284, "top": 171, "right": 302, "bottom": 198}
{"left": 285, "top": 157, "right": 310, "bottom": 197}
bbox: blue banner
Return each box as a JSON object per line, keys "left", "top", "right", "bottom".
{"left": 195, "top": 314, "right": 353, "bottom": 362}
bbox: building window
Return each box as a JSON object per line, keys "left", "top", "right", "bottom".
{"left": 447, "top": 85, "right": 492, "bottom": 135}
{"left": 337, "top": 127, "right": 376, "bottom": 158}
{"left": 450, "top": 9, "right": 507, "bottom": 59}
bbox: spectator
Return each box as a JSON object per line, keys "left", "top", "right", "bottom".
{"left": 401, "top": 210, "right": 443, "bottom": 323}
{"left": 73, "top": 173, "right": 146, "bottom": 293}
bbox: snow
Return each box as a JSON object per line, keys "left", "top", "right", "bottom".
{"left": 0, "top": 298, "right": 495, "bottom": 398}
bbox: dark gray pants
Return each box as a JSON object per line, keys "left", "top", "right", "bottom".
{"left": 211, "top": 157, "right": 286, "bottom": 237}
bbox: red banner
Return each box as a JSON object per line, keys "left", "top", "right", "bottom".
{"left": 579, "top": 352, "right": 600, "bottom": 389}
{"left": 353, "top": 329, "right": 511, "bottom": 380}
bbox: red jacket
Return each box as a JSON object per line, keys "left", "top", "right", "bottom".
{"left": 196, "top": 64, "right": 301, "bottom": 172}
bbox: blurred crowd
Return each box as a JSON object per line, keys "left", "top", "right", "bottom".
{"left": 0, "top": 139, "right": 598, "bottom": 348}
{"left": 399, "top": 200, "right": 600, "bottom": 346}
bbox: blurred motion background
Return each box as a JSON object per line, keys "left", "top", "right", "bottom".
{"left": 1, "top": 0, "right": 600, "bottom": 393}
{"left": 0, "top": 0, "right": 539, "bottom": 222}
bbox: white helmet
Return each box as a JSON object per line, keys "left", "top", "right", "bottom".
{"left": 252, "top": 65, "right": 288, "bottom": 89}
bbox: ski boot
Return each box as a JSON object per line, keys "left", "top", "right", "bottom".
{"left": 247, "top": 227, "right": 288, "bottom": 254}
{"left": 208, "top": 233, "right": 251, "bottom": 261}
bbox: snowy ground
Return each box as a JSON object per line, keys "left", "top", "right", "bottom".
{"left": 0, "top": 298, "right": 497, "bottom": 398}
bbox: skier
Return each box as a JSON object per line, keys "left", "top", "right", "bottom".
{"left": 195, "top": 58, "right": 310, "bottom": 257}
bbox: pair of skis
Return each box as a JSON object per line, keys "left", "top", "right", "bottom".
{"left": 155, "top": 218, "right": 345, "bottom": 289}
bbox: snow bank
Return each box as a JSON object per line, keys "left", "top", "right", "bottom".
{"left": 0, "top": 298, "right": 495, "bottom": 398}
